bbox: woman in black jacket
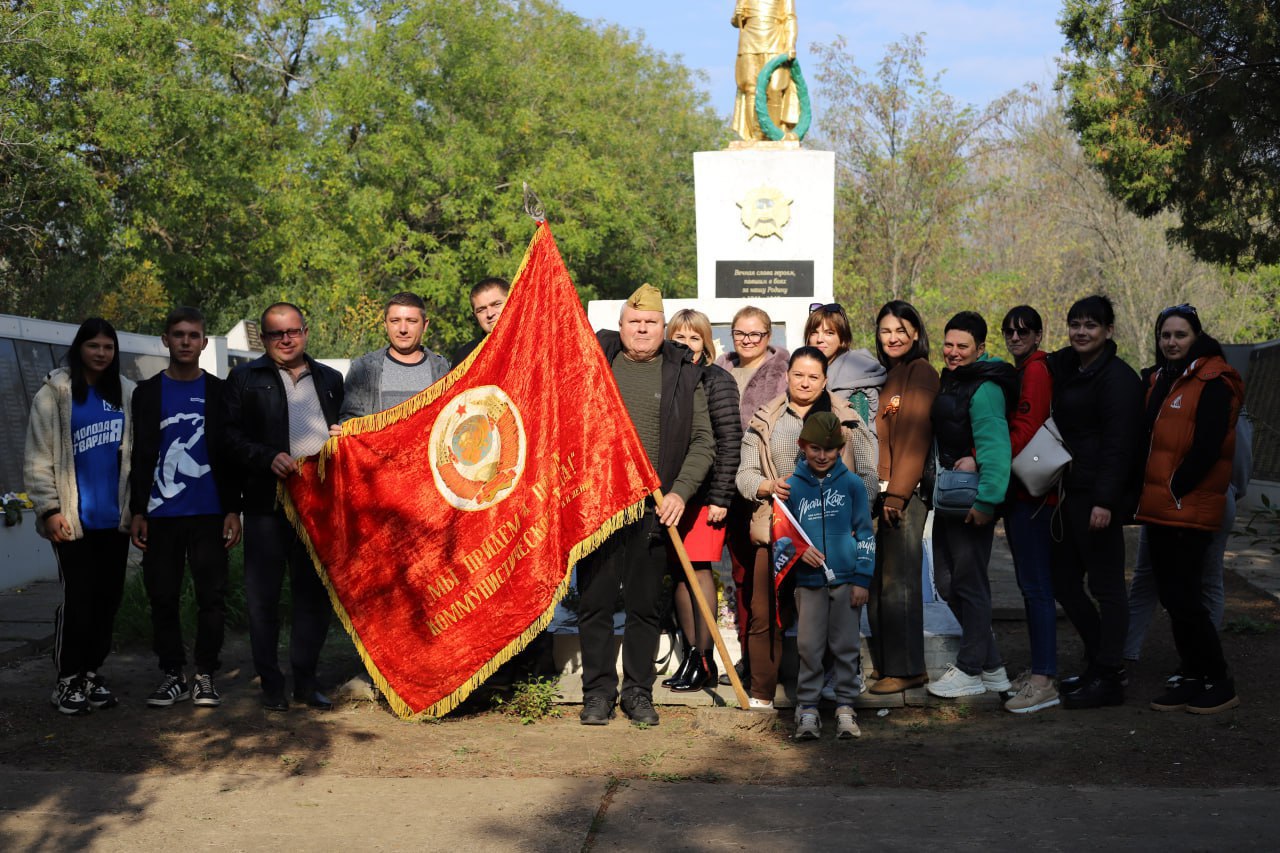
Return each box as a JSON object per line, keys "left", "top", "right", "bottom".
{"left": 1046, "top": 295, "right": 1144, "bottom": 709}
{"left": 662, "top": 310, "right": 742, "bottom": 690}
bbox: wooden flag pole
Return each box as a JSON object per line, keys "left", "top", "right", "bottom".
{"left": 654, "top": 489, "right": 751, "bottom": 710}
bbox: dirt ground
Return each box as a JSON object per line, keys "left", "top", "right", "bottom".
{"left": 1, "top": 570, "right": 1277, "bottom": 791}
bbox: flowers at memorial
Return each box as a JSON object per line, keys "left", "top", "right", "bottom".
{"left": 2, "top": 492, "right": 33, "bottom": 527}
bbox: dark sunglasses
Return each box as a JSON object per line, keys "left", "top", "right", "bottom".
{"left": 1159, "top": 302, "right": 1198, "bottom": 318}
{"left": 1001, "top": 327, "right": 1039, "bottom": 338}
{"left": 808, "top": 302, "right": 846, "bottom": 315}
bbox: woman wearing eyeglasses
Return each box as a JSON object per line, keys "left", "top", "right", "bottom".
{"left": 714, "top": 306, "right": 790, "bottom": 685}
{"left": 805, "top": 303, "right": 887, "bottom": 432}
{"left": 736, "top": 346, "right": 878, "bottom": 708}
{"left": 865, "top": 300, "right": 937, "bottom": 695}
{"left": 25, "top": 318, "right": 135, "bottom": 715}
{"left": 1136, "top": 304, "right": 1244, "bottom": 714}
{"left": 998, "top": 306, "right": 1061, "bottom": 713}
{"left": 1045, "top": 294, "right": 1144, "bottom": 709}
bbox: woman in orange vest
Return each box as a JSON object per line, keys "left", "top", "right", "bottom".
{"left": 1137, "top": 304, "right": 1244, "bottom": 715}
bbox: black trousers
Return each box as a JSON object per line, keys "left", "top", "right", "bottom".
{"left": 576, "top": 512, "right": 666, "bottom": 704}
{"left": 142, "top": 514, "right": 228, "bottom": 674}
{"left": 243, "top": 511, "right": 331, "bottom": 695}
{"left": 1148, "top": 524, "right": 1228, "bottom": 680}
{"left": 1050, "top": 493, "right": 1128, "bottom": 670}
{"left": 932, "top": 514, "right": 1002, "bottom": 675}
{"left": 868, "top": 495, "right": 927, "bottom": 678}
{"left": 53, "top": 529, "right": 129, "bottom": 678}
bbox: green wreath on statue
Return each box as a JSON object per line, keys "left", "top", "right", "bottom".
{"left": 754, "top": 54, "right": 812, "bottom": 142}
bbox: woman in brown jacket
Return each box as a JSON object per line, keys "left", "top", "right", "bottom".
{"left": 1138, "top": 304, "right": 1244, "bottom": 715}
{"left": 867, "top": 301, "right": 939, "bottom": 694}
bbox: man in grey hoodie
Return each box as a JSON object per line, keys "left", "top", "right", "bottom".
{"left": 340, "top": 292, "right": 450, "bottom": 423}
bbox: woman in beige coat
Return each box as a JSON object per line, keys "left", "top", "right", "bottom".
{"left": 25, "top": 318, "right": 135, "bottom": 715}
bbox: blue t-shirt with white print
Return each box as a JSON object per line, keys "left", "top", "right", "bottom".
{"left": 147, "top": 373, "right": 221, "bottom": 518}
{"left": 71, "top": 385, "right": 125, "bottom": 530}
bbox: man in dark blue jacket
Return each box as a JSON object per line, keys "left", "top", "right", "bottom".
{"left": 222, "top": 302, "right": 343, "bottom": 712}
{"left": 130, "top": 307, "right": 242, "bottom": 709}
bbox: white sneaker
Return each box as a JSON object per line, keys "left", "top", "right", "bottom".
{"left": 981, "top": 666, "right": 1012, "bottom": 692}
{"left": 794, "top": 709, "right": 820, "bottom": 740}
{"left": 927, "top": 664, "right": 986, "bottom": 698}
{"left": 748, "top": 697, "right": 775, "bottom": 710}
{"left": 835, "top": 706, "right": 861, "bottom": 739}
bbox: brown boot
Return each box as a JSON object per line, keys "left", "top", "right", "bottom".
{"left": 869, "top": 674, "right": 928, "bottom": 694}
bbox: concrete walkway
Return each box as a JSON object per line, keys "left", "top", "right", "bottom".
{"left": 0, "top": 769, "right": 1275, "bottom": 851}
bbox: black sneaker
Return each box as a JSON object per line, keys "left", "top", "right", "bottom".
{"left": 147, "top": 671, "right": 190, "bottom": 707}
{"left": 83, "top": 671, "right": 119, "bottom": 709}
{"left": 191, "top": 673, "right": 221, "bottom": 708}
{"left": 50, "top": 676, "right": 90, "bottom": 716}
{"left": 579, "top": 695, "right": 614, "bottom": 726}
{"left": 620, "top": 692, "right": 660, "bottom": 726}
{"left": 1061, "top": 674, "right": 1124, "bottom": 710}
{"left": 1150, "top": 676, "right": 1204, "bottom": 711}
{"left": 1186, "top": 677, "right": 1240, "bottom": 715}
{"left": 1062, "top": 666, "right": 1128, "bottom": 693}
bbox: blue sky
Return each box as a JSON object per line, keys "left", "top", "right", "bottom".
{"left": 557, "top": 1, "right": 1068, "bottom": 118}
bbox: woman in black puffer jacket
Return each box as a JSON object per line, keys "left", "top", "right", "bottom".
{"left": 662, "top": 310, "right": 743, "bottom": 691}
{"left": 1045, "top": 295, "right": 1144, "bottom": 710}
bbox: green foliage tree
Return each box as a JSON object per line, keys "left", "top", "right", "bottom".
{"left": 1, "top": 0, "right": 723, "bottom": 357}
{"left": 1061, "top": 0, "right": 1280, "bottom": 268}
{"left": 812, "top": 33, "right": 1019, "bottom": 334}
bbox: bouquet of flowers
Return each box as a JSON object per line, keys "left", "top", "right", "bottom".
{"left": 3, "top": 492, "right": 33, "bottom": 527}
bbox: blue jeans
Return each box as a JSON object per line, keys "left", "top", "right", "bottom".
{"left": 1004, "top": 500, "right": 1057, "bottom": 676}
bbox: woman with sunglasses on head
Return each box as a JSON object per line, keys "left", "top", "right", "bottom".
{"left": 662, "top": 309, "right": 743, "bottom": 691}
{"left": 736, "top": 346, "right": 878, "bottom": 708}
{"left": 1045, "top": 294, "right": 1144, "bottom": 709}
{"left": 998, "top": 306, "right": 1061, "bottom": 713}
{"left": 865, "top": 300, "right": 938, "bottom": 695}
{"left": 714, "top": 306, "right": 790, "bottom": 685}
{"left": 24, "top": 318, "right": 135, "bottom": 715}
{"left": 805, "top": 303, "right": 886, "bottom": 432}
{"left": 1137, "top": 304, "right": 1244, "bottom": 714}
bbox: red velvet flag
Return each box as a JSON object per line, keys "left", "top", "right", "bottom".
{"left": 282, "top": 223, "right": 661, "bottom": 719}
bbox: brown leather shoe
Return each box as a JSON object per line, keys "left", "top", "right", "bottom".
{"left": 869, "top": 674, "right": 928, "bottom": 694}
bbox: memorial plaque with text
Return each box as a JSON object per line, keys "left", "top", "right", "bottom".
{"left": 716, "top": 260, "right": 814, "bottom": 299}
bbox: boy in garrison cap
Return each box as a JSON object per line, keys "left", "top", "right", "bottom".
{"left": 785, "top": 411, "right": 876, "bottom": 741}
{"left": 576, "top": 283, "right": 716, "bottom": 727}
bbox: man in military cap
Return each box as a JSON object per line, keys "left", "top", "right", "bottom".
{"left": 577, "top": 284, "right": 716, "bottom": 727}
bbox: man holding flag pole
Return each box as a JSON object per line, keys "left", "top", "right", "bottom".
{"left": 576, "top": 284, "right": 717, "bottom": 726}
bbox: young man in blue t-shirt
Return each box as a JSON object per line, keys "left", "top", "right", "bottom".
{"left": 130, "top": 307, "right": 242, "bottom": 708}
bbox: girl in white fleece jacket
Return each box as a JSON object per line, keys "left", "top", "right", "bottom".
{"left": 24, "top": 318, "right": 134, "bottom": 715}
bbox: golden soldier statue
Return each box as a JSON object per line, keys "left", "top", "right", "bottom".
{"left": 731, "top": 0, "right": 799, "bottom": 141}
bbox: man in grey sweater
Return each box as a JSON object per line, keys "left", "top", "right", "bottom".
{"left": 340, "top": 293, "right": 450, "bottom": 423}
{"left": 577, "top": 283, "right": 716, "bottom": 728}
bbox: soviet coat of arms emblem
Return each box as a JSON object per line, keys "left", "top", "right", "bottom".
{"left": 429, "top": 386, "right": 527, "bottom": 510}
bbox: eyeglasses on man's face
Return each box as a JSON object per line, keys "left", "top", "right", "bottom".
{"left": 731, "top": 330, "right": 768, "bottom": 343}
{"left": 263, "top": 327, "right": 305, "bottom": 342}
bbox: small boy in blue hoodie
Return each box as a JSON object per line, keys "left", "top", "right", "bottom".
{"left": 786, "top": 412, "right": 877, "bottom": 740}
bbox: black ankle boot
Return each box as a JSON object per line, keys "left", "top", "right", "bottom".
{"left": 672, "top": 648, "right": 708, "bottom": 692}
{"left": 662, "top": 644, "right": 694, "bottom": 688}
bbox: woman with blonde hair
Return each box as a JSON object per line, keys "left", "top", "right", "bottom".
{"left": 662, "top": 309, "right": 742, "bottom": 690}
{"left": 714, "top": 305, "right": 790, "bottom": 685}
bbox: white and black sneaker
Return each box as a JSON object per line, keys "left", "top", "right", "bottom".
{"left": 83, "top": 671, "right": 119, "bottom": 709}
{"left": 147, "top": 671, "right": 190, "bottom": 707}
{"left": 191, "top": 673, "right": 221, "bottom": 708}
{"left": 51, "top": 675, "right": 90, "bottom": 716}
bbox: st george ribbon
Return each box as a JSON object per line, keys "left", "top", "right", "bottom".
{"left": 282, "top": 223, "right": 661, "bottom": 719}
